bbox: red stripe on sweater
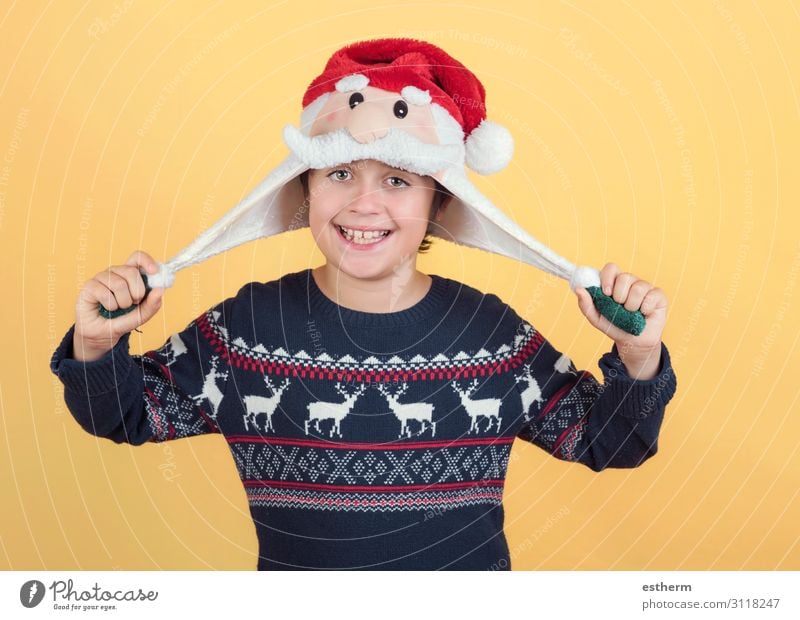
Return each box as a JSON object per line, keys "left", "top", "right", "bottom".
{"left": 246, "top": 491, "right": 503, "bottom": 507}
{"left": 226, "top": 435, "right": 515, "bottom": 450}
{"left": 242, "top": 479, "right": 506, "bottom": 492}
{"left": 197, "top": 313, "right": 544, "bottom": 379}
{"left": 535, "top": 371, "right": 591, "bottom": 420}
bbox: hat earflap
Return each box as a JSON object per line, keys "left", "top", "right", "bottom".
{"left": 465, "top": 119, "right": 514, "bottom": 175}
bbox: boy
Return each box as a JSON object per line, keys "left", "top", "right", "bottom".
{"left": 50, "top": 38, "right": 677, "bottom": 570}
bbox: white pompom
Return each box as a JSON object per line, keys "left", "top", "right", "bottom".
{"left": 569, "top": 265, "right": 601, "bottom": 292}
{"left": 464, "top": 119, "right": 514, "bottom": 174}
{"left": 145, "top": 262, "right": 175, "bottom": 289}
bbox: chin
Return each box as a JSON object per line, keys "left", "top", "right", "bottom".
{"left": 333, "top": 258, "right": 398, "bottom": 282}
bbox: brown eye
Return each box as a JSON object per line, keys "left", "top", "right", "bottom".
{"left": 328, "top": 169, "right": 351, "bottom": 181}
{"left": 349, "top": 92, "right": 364, "bottom": 109}
{"left": 393, "top": 100, "right": 408, "bottom": 119}
{"left": 388, "top": 176, "right": 409, "bottom": 188}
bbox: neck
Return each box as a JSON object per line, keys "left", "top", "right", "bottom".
{"left": 312, "top": 262, "right": 432, "bottom": 314}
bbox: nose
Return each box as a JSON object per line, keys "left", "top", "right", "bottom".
{"left": 341, "top": 172, "right": 392, "bottom": 219}
{"left": 346, "top": 184, "right": 384, "bottom": 214}
{"left": 346, "top": 105, "right": 390, "bottom": 144}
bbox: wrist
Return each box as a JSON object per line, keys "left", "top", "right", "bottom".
{"left": 616, "top": 342, "right": 662, "bottom": 380}
{"left": 71, "top": 333, "right": 114, "bottom": 362}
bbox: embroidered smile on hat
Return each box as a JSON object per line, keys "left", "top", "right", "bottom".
{"left": 126, "top": 37, "right": 644, "bottom": 335}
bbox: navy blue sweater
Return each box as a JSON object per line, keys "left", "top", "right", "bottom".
{"left": 50, "top": 268, "right": 677, "bottom": 570}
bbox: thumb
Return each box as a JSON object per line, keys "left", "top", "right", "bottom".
{"left": 575, "top": 287, "right": 601, "bottom": 325}
{"left": 139, "top": 286, "right": 164, "bottom": 321}
{"left": 124, "top": 286, "right": 164, "bottom": 330}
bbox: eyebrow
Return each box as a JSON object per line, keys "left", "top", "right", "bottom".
{"left": 323, "top": 162, "right": 421, "bottom": 180}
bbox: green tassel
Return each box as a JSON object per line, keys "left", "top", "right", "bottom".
{"left": 585, "top": 285, "right": 646, "bottom": 336}
{"left": 98, "top": 273, "right": 152, "bottom": 319}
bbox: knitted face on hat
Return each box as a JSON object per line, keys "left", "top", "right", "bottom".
{"left": 283, "top": 42, "right": 514, "bottom": 179}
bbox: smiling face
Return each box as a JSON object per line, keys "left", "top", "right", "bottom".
{"left": 305, "top": 158, "right": 448, "bottom": 282}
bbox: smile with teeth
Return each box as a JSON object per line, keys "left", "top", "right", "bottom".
{"left": 336, "top": 224, "right": 393, "bottom": 245}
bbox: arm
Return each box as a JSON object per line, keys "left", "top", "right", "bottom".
{"left": 513, "top": 322, "right": 677, "bottom": 472}
{"left": 49, "top": 295, "right": 236, "bottom": 445}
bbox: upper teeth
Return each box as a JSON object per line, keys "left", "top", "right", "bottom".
{"left": 338, "top": 225, "right": 390, "bottom": 240}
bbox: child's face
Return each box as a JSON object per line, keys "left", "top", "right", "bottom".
{"left": 306, "top": 158, "right": 442, "bottom": 280}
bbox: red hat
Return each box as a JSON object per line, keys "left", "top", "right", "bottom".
{"left": 297, "top": 37, "right": 513, "bottom": 175}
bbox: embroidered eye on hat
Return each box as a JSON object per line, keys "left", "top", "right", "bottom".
{"left": 142, "top": 37, "right": 644, "bottom": 335}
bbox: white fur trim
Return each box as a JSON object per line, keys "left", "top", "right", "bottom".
{"left": 150, "top": 154, "right": 309, "bottom": 288}
{"left": 401, "top": 85, "right": 431, "bottom": 105}
{"left": 146, "top": 116, "right": 596, "bottom": 298}
{"left": 465, "top": 119, "right": 514, "bottom": 174}
{"left": 434, "top": 165, "right": 580, "bottom": 282}
{"left": 335, "top": 74, "right": 369, "bottom": 92}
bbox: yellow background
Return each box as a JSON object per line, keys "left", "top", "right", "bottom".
{"left": 1, "top": 0, "right": 798, "bottom": 570}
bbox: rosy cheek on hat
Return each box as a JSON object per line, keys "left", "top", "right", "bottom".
{"left": 414, "top": 122, "right": 438, "bottom": 144}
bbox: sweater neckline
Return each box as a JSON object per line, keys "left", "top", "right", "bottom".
{"left": 302, "top": 268, "right": 452, "bottom": 327}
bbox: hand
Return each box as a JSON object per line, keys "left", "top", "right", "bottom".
{"left": 574, "top": 262, "right": 667, "bottom": 378}
{"left": 72, "top": 251, "right": 165, "bottom": 361}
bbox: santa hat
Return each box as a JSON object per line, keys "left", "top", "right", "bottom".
{"left": 133, "top": 38, "right": 644, "bottom": 335}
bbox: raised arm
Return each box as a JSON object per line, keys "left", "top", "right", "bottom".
{"left": 513, "top": 322, "right": 677, "bottom": 472}
{"left": 50, "top": 249, "right": 238, "bottom": 445}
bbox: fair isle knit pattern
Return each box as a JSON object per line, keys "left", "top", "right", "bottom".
{"left": 50, "top": 268, "right": 677, "bottom": 570}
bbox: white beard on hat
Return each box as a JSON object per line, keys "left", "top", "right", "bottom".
{"left": 282, "top": 125, "right": 464, "bottom": 177}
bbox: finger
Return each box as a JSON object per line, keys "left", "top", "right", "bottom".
{"left": 623, "top": 280, "right": 653, "bottom": 312}
{"left": 600, "top": 262, "right": 620, "bottom": 296}
{"left": 109, "top": 265, "right": 147, "bottom": 303}
{"left": 79, "top": 279, "right": 118, "bottom": 313}
{"left": 98, "top": 269, "right": 134, "bottom": 310}
{"left": 640, "top": 287, "right": 666, "bottom": 316}
{"left": 141, "top": 285, "right": 164, "bottom": 315}
{"left": 125, "top": 250, "right": 160, "bottom": 276}
{"left": 611, "top": 271, "right": 637, "bottom": 304}
{"left": 129, "top": 287, "right": 164, "bottom": 328}
{"left": 107, "top": 286, "right": 163, "bottom": 334}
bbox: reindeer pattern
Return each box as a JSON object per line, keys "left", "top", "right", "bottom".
{"left": 220, "top": 372, "right": 526, "bottom": 439}
{"left": 452, "top": 378, "right": 503, "bottom": 434}
{"left": 190, "top": 355, "right": 229, "bottom": 421}
{"left": 305, "top": 382, "right": 366, "bottom": 438}
{"left": 375, "top": 381, "right": 436, "bottom": 439}
{"left": 207, "top": 340, "right": 562, "bottom": 438}
{"left": 242, "top": 376, "right": 291, "bottom": 433}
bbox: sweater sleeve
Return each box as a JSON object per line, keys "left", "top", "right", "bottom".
{"left": 49, "top": 296, "right": 236, "bottom": 445}
{"left": 511, "top": 322, "right": 677, "bottom": 472}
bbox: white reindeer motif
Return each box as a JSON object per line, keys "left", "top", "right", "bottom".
{"left": 452, "top": 378, "right": 503, "bottom": 434}
{"left": 515, "top": 364, "right": 545, "bottom": 421}
{"left": 554, "top": 353, "right": 578, "bottom": 376}
{"left": 191, "top": 355, "right": 228, "bottom": 420}
{"left": 375, "top": 381, "right": 436, "bottom": 439}
{"left": 242, "top": 376, "right": 291, "bottom": 433}
{"left": 164, "top": 333, "right": 188, "bottom": 366}
{"left": 305, "top": 382, "right": 366, "bottom": 438}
